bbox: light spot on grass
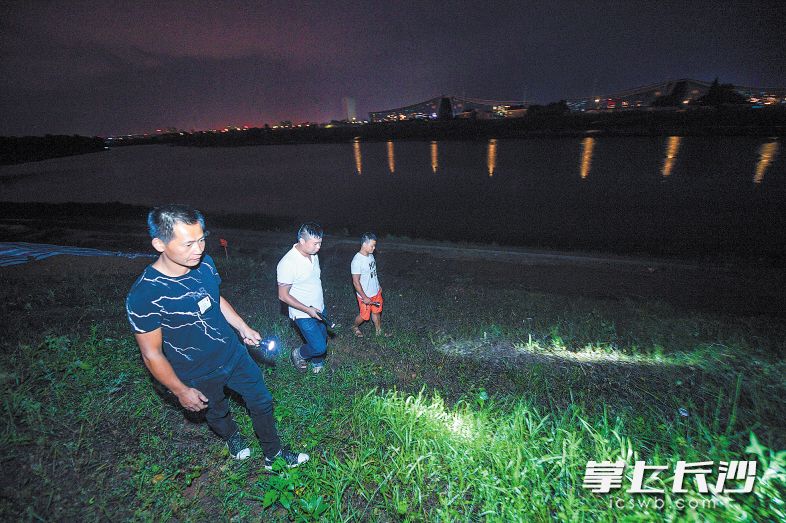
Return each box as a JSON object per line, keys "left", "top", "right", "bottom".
{"left": 396, "top": 391, "right": 479, "bottom": 441}
{"left": 435, "top": 337, "right": 699, "bottom": 368}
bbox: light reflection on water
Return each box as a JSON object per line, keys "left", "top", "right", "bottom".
{"left": 755, "top": 140, "right": 779, "bottom": 185}
{"left": 387, "top": 140, "right": 395, "bottom": 174}
{"left": 343, "top": 136, "right": 782, "bottom": 186}
{"left": 353, "top": 137, "right": 362, "bottom": 175}
{"left": 487, "top": 139, "right": 497, "bottom": 177}
{"left": 662, "top": 136, "right": 681, "bottom": 177}
{"left": 580, "top": 137, "right": 595, "bottom": 179}
{"left": 2, "top": 137, "right": 784, "bottom": 256}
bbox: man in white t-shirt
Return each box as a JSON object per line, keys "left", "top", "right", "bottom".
{"left": 351, "top": 232, "right": 389, "bottom": 337}
{"left": 277, "top": 222, "right": 328, "bottom": 374}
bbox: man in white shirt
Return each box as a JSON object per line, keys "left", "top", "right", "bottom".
{"left": 351, "top": 232, "right": 389, "bottom": 337}
{"left": 277, "top": 223, "right": 328, "bottom": 373}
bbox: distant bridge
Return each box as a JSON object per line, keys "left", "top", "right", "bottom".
{"left": 370, "top": 80, "right": 786, "bottom": 120}
{"left": 369, "top": 95, "right": 530, "bottom": 122}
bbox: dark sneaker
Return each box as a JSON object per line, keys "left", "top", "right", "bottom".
{"left": 311, "top": 362, "right": 324, "bottom": 374}
{"left": 290, "top": 346, "right": 307, "bottom": 373}
{"left": 264, "top": 448, "right": 310, "bottom": 471}
{"left": 226, "top": 431, "right": 251, "bottom": 460}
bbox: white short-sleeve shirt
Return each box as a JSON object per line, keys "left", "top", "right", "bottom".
{"left": 350, "top": 252, "right": 380, "bottom": 297}
{"left": 277, "top": 244, "right": 324, "bottom": 319}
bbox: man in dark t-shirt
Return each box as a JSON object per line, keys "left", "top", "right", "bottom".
{"left": 126, "top": 205, "right": 308, "bottom": 470}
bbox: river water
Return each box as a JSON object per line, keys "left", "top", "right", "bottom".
{"left": 1, "top": 137, "right": 783, "bottom": 258}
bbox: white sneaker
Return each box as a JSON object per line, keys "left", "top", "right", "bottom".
{"left": 264, "top": 448, "right": 310, "bottom": 471}
{"left": 226, "top": 431, "right": 251, "bottom": 460}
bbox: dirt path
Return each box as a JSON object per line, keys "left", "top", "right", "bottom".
{"left": 2, "top": 217, "right": 784, "bottom": 317}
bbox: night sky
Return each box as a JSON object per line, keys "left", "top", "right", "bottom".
{"left": 2, "top": 1, "right": 784, "bottom": 137}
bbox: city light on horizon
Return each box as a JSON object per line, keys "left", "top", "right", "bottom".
{"left": 2, "top": 3, "right": 784, "bottom": 137}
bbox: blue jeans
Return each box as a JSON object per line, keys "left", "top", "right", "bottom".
{"left": 186, "top": 347, "right": 282, "bottom": 458}
{"left": 295, "top": 317, "right": 327, "bottom": 364}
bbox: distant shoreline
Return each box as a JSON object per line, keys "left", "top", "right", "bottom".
{"left": 0, "top": 135, "right": 106, "bottom": 166}
{"left": 111, "top": 107, "right": 786, "bottom": 149}
{"left": 2, "top": 107, "right": 785, "bottom": 165}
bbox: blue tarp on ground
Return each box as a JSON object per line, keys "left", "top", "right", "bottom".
{"left": 0, "top": 242, "right": 155, "bottom": 267}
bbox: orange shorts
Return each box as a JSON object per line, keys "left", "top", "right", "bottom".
{"left": 356, "top": 290, "right": 383, "bottom": 321}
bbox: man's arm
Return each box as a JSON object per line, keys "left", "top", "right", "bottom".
{"left": 277, "top": 283, "right": 320, "bottom": 318}
{"left": 134, "top": 329, "right": 208, "bottom": 411}
{"left": 351, "top": 274, "right": 371, "bottom": 304}
{"left": 219, "top": 296, "right": 261, "bottom": 345}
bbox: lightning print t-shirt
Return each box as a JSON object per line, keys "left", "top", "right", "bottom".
{"left": 126, "top": 255, "right": 242, "bottom": 380}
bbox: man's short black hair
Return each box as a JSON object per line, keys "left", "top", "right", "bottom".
{"left": 360, "top": 232, "right": 377, "bottom": 245}
{"left": 148, "top": 205, "right": 206, "bottom": 243}
{"left": 297, "top": 222, "right": 323, "bottom": 241}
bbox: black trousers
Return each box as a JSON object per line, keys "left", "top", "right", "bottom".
{"left": 186, "top": 348, "right": 282, "bottom": 458}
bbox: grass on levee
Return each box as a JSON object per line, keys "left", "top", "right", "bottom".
{"left": 1, "top": 254, "right": 785, "bottom": 521}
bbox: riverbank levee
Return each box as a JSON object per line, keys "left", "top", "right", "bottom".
{"left": 1, "top": 218, "right": 784, "bottom": 520}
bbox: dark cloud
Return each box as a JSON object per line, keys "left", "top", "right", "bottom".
{"left": 1, "top": 1, "right": 784, "bottom": 136}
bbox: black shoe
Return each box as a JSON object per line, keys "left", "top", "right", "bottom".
{"left": 226, "top": 431, "right": 251, "bottom": 460}
{"left": 264, "top": 448, "right": 310, "bottom": 471}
